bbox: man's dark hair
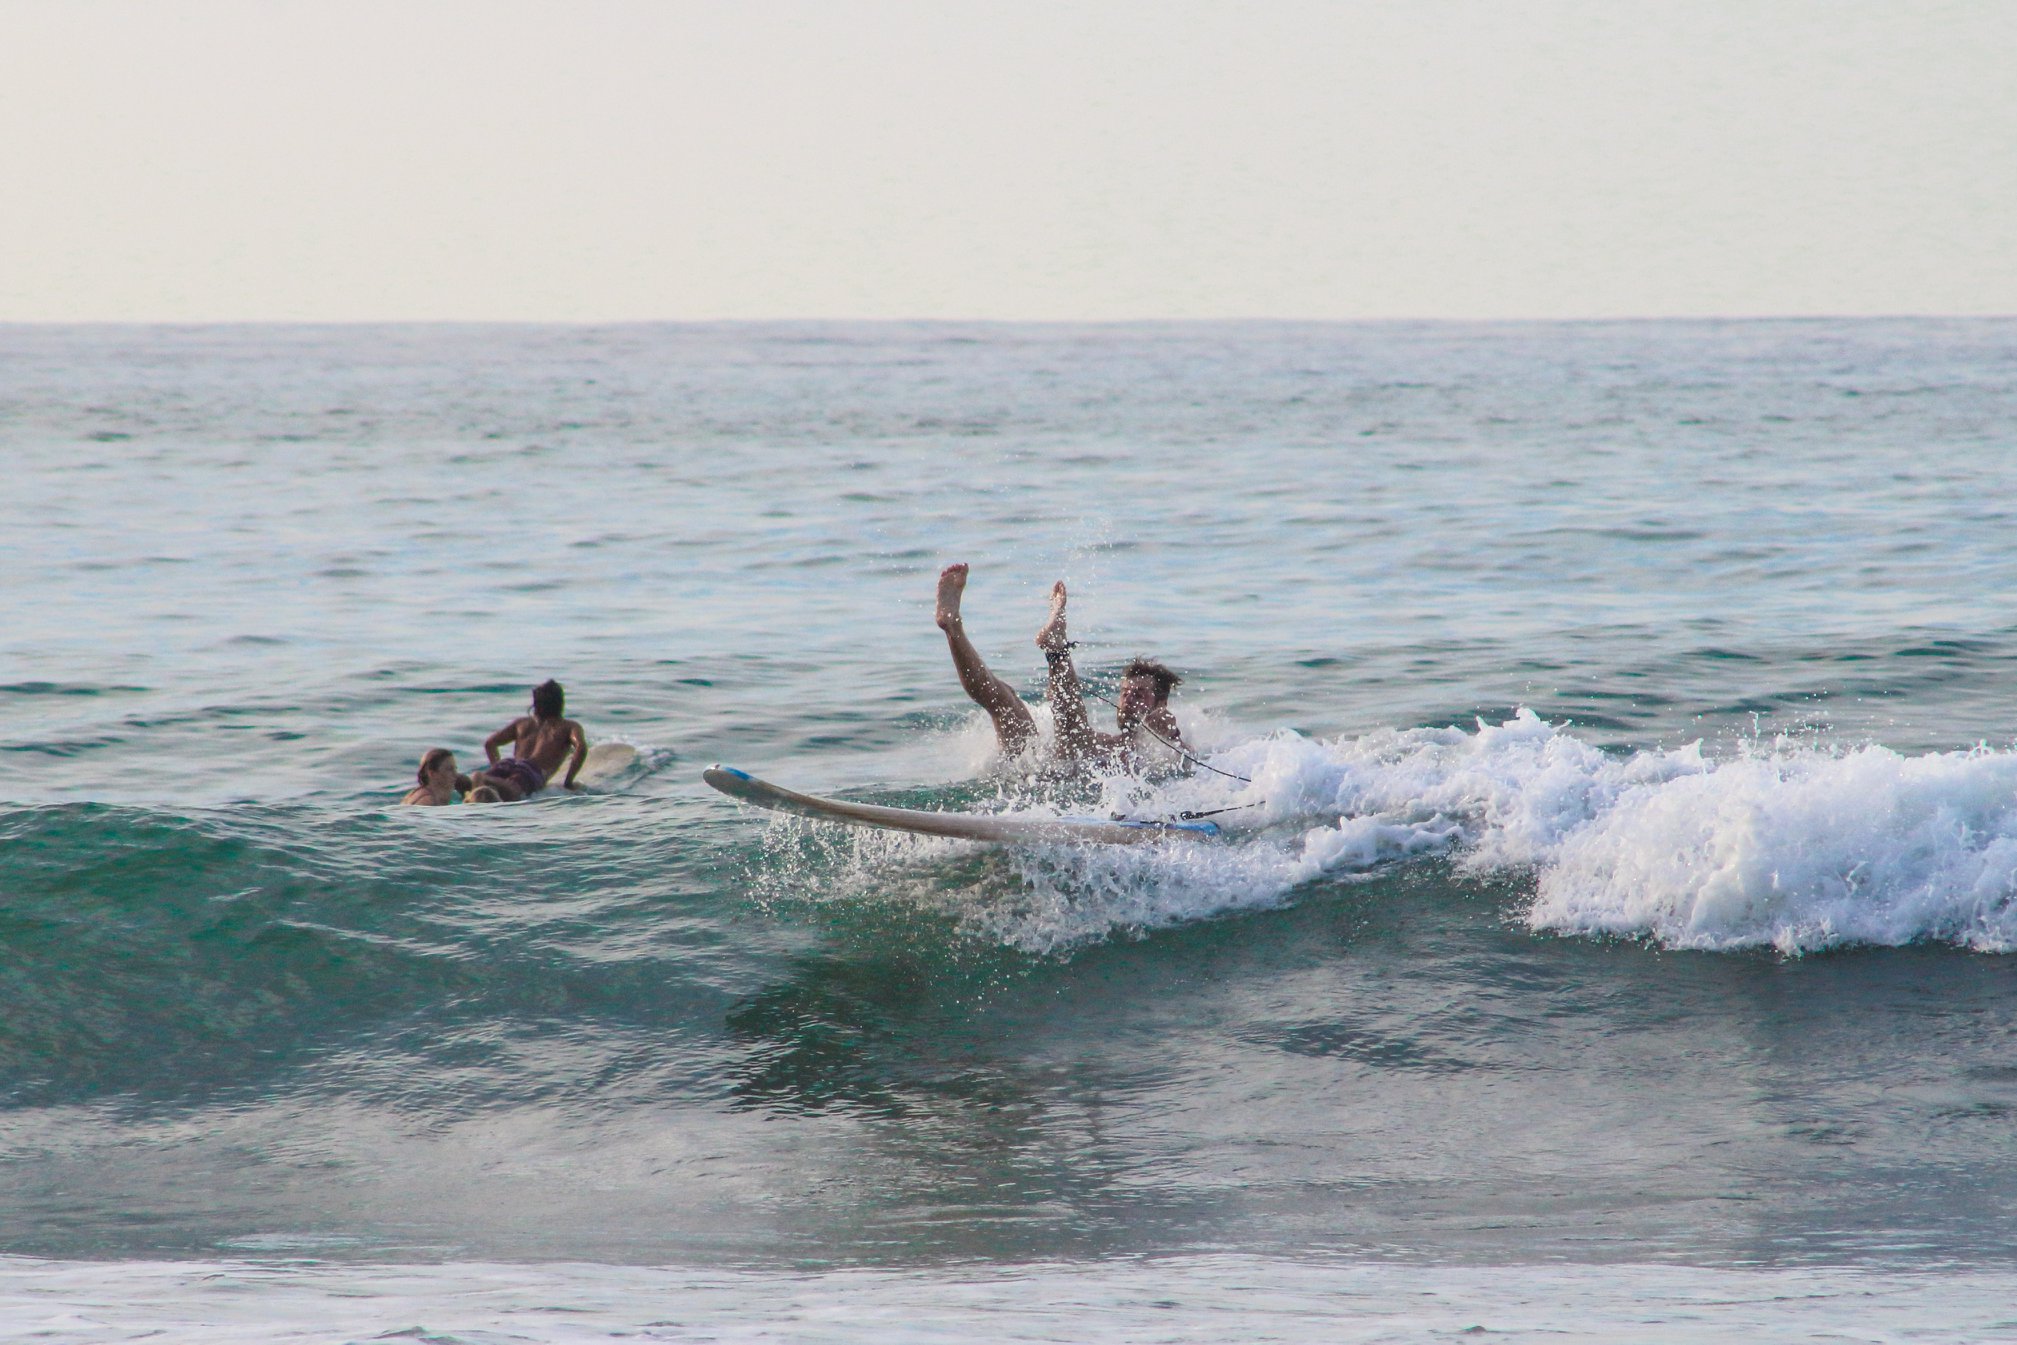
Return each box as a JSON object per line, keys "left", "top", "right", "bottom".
{"left": 531, "top": 679, "right": 565, "bottom": 720}
{"left": 1122, "top": 658, "right": 1181, "bottom": 703}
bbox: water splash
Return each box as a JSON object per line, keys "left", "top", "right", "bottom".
{"left": 767, "top": 710, "right": 2017, "bottom": 955}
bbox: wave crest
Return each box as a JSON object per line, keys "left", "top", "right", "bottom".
{"left": 852, "top": 710, "right": 2017, "bottom": 955}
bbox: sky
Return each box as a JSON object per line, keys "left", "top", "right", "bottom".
{"left": 2, "top": 1, "right": 2013, "bottom": 321}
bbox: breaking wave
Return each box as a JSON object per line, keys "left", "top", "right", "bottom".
{"left": 782, "top": 711, "right": 2017, "bottom": 956}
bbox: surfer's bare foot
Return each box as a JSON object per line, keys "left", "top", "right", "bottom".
{"left": 1035, "top": 581, "right": 1070, "bottom": 652}
{"left": 935, "top": 563, "right": 969, "bottom": 631}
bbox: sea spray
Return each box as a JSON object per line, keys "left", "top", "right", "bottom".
{"left": 1530, "top": 740, "right": 2017, "bottom": 953}
{"left": 778, "top": 711, "right": 2017, "bottom": 955}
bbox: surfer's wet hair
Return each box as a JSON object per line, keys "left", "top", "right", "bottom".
{"left": 417, "top": 747, "right": 455, "bottom": 785}
{"left": 531, "top": 679, "right": 564, "bottom": 720}
{"left": 1122, "top": 658, "right": 1181, "bottom": 703}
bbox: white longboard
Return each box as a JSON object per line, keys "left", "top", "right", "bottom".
{"left": 703, "top": 765, "right": 1220, "bottom": 846}
{"left": 559, "top": 742, "right": 638, "bottom": 791}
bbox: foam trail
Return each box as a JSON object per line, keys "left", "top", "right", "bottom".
{"left": 796, "top": 709, "right": 2017, "bottom": 955}
{"left": 1228, "top": 712, "right": 2017, "bottom": 954}
{"left": 1531, "top": 741, "right": 2017, "bottom": 953}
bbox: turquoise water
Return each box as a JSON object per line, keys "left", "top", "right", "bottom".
{"left": 5, "top": 320, "right": 2017, "bottom": 1336}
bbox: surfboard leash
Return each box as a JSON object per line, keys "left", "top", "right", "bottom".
{"left": 1078, "top": 682, "right": 1255, "bottom": 784}
{"left": 1111, "top": 800, "right": 1267, "bottom": 825}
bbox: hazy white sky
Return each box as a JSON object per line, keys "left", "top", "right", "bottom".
{"left": 3, "top": 1, "right": 2013, "bottom": 320}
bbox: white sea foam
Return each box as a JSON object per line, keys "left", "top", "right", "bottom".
{"left": 1530, "top": 736, "right": 2017, "bottom": 953}
{"left": 4, "top": 1253, "right": 2014, "bottom": 1344}
{"left": 885, "top": 710, "right": 2017, "bottom": 955}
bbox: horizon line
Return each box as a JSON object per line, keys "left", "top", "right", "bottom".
{"left": 4, "top": 312, "right": 2014, "bottom": 329}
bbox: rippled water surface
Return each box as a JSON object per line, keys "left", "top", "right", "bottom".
{"left": 4, "top": 320, "right": 2017, "bottom": 1337}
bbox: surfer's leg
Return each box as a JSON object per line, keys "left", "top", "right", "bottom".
{"left": 936, "top": 563, "right": 1037, "bottom": 752}
{"left": 1036, "top": 581, "right": 1097, "bottom": 760}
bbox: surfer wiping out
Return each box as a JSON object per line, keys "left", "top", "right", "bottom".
{"left": 700, "top": 571, "right": 1233, "bottom": 840}
{"left": 935, "top": 563, "right": 1184, "bottom": 768}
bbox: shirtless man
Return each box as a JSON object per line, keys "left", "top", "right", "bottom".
{"left": 1034, "top": 580, "right": 1185, "bottom": 766}
{"left": 466, "top": 679, "right": 588, "bottom": 801}
{"left": 935, "top": 563, "right": 1183, "bottom": 766}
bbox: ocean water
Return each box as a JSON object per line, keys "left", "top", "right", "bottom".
{"left": 5, "top": 319, "right": 2017, "bottom": 1340}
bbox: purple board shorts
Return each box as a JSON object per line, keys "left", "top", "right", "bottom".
{"left": 484, "top": 757, "right": 547, "bottom": 794}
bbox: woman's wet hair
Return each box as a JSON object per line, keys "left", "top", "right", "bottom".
{"left": 531, "top": 679, "right": 565, "bottom": 720}
{"left": 417, "top": 747, "right": 456, "bottom": 785}
{"left": 1122, "top": 658, "right": 1182, "bottom": 702}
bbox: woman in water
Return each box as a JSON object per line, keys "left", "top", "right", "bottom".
{"left": 401, "top": 748, "right": 469, "bottom": 806}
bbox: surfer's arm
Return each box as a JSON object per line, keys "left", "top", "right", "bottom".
{"left": 561, "top": 721, "right": 588, "bottom": 789}
{"left": 481, "top": 720, "right": 520, "bottom": 765}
